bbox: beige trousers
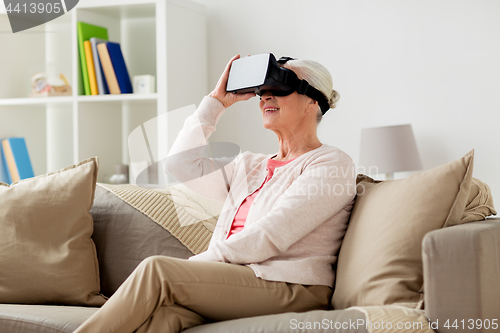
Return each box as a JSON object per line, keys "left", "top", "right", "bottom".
{"left": 74, "top": 256, "right": 332, "bottom": 333}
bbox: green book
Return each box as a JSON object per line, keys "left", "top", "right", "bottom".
{"left": 77, "top": 22, "right": 108, "bottom": 95}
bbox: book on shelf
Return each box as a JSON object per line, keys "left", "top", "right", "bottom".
{"left": 84, "top": 41, "right": 99, "bottom": 95}
{"left": 97, "top": 43, "right": 121, "bottom": 94}
{"left": 77, "top": 22, "right": 109, "bottom": 96}
{"left": 106, "top": 42, "right": 133, "bottom": 94}
{"left": 97, "top": 42, "right": 134, "bottom": 95}
{"left": 1, "top": 138, "right": 34, "bottom": 184}
{"left": 90, "top": 37, "right": 110, "bottom": 95}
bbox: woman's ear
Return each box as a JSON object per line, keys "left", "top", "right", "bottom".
{"left": 307, "top": 98, "right": 319, "bottom": 113}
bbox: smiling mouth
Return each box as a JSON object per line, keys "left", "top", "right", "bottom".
{"left": 265, "top": 108, "right": 279, "bottom": 113}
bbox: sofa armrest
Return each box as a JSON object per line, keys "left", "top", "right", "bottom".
{"left": 423, "top": 218, "right": 500, "bottom": 333}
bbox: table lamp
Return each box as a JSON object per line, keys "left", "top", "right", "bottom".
{"left": 359, "top": 124, "right": 423, "bottom": 180}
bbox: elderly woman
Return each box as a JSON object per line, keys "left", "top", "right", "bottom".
{"left": 74, "top": 55, "right": 356, "bottom": 333}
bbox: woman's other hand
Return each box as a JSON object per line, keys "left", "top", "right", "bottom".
{"left": 209, "top": 55, "right": 256, "bottom": 108}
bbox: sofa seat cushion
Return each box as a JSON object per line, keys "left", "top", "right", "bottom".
{"left": 183, "top": 309, "right": 368, "bottom": 333}
{"left": 0, "top": 304, "right": 98, "bottom": 333}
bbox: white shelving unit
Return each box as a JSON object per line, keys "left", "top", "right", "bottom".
{"left": 0, "top": 0, "right": 207, "bottom": 184}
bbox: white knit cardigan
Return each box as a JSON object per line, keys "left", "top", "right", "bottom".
{"left": 165, "top": 96, "right": 356, "bottom": 287}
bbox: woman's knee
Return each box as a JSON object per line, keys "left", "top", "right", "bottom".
{"left": 142, "top": 255, "right": 167, "bottom": 265}
{"left": 137, "top": 255, "right": 189, "bottom": 274}
{"left": 140, "top": 255, "right": 175, "bottom": 268}
{"left": 131, "top": 256, "right": 191, "bottom": 291}
{"left": 135, "top": 255, "right": 171, "bottom": 275}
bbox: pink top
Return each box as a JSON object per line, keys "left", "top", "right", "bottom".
{"left": 227, "top": 157, "right": 296, "bottom": 239}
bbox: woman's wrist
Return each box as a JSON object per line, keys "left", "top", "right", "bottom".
{"left": 208, "top": 91, "right": 229, "bottom": 108}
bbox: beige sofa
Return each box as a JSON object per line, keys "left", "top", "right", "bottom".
{"left": 0, "top": 151, "right": 498, "bottom": 333}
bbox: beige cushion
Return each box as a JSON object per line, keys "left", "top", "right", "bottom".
{"left": 460, "top": 177, "right": 497, "bottom": 223}
{"left": 0, "top": 157, "right": 106, "bottom": 306}
{"left": 332, "top": 150, "right": 474, "bottom": 309}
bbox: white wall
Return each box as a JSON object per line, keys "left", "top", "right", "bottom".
{"left": 195, "top": 0, "right": 500, "bottom": 210}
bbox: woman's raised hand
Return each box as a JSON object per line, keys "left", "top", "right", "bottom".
{"left": 209, "top": 55, "right": 256, "bottom": 108}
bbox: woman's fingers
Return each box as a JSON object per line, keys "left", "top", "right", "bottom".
{"left": 238, "top": 92, "right": 256, "bottom": 101}
{"left": 225, "top": 54, "right": 240, "bottom": 73}
{"left": 209, "top": 54, "right": 256, "bottom": 108}
{"left": 218, "top": 55, "right": 239, "bottom": 89}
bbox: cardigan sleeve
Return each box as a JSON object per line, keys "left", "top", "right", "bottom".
{"left": 164, "top": 96, "right": 239, "bottom": 205}
{"left": 189, "top": 153, "right": 357, "bottom": 264}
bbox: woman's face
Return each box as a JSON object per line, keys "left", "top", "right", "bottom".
{"left": 259, "top": 91, "right": 313, "bottom": 132}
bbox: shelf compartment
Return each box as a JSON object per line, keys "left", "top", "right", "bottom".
{"left": 77, "top": 103, "right": 123, "bottom": 182}
{"left": 75, "top": 3, "right": 156, "bottom": 97}
{"left": 47, "top": 104, "right": 74, "bottom": 173}
{"left": 0, "top": 105, "right": 48, "bottom": 175}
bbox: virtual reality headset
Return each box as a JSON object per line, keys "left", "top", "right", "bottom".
{"left": 226, "top": 53, "right": 330, "bottom": 114}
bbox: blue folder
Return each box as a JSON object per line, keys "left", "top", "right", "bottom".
{"left": 106, "top": 42, "right": 133, "bottom": 94}
{"left": 0, "top": 142, "right": 11, "bottom": 184}
{"left": 2, "top": 138, "right": 34, "bottom": 182}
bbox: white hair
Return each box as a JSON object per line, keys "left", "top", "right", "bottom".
{"left": 283, "top": 59, "right": 339, "bottom": 123}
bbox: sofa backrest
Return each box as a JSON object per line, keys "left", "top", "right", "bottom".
{"left": 90, "top": 186, "right": 193, "bottom": 297}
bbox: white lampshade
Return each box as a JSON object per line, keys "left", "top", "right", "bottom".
{"left": 359, "top": 124, "right": 423, "bottom": 178}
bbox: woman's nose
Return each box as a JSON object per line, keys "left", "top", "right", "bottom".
{"left": 260, "top": 91, "right": 275, "bottom": 100}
